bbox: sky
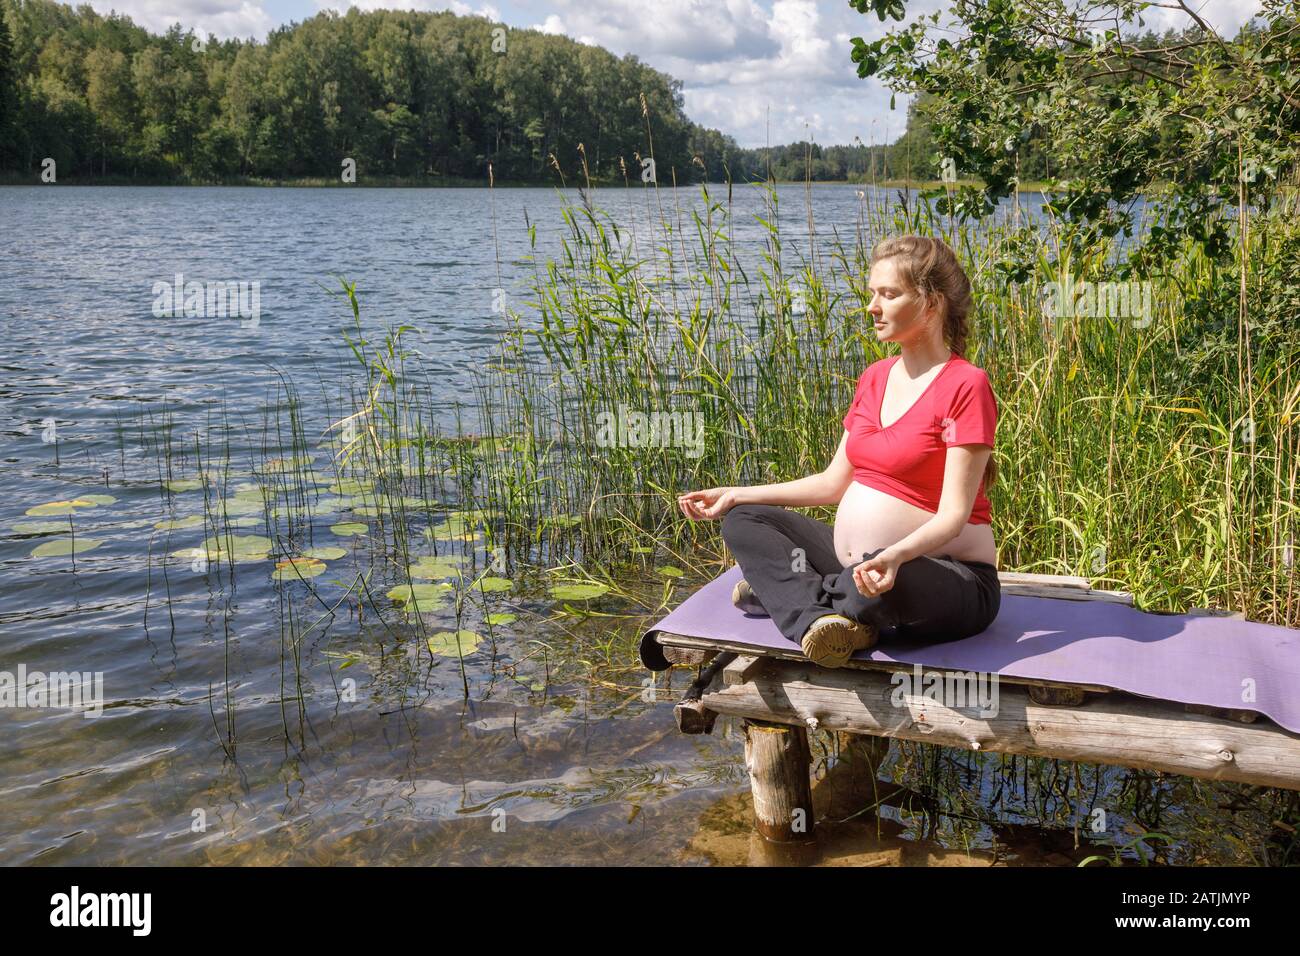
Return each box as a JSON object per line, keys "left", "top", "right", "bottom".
{"left": 74, "top": 0, "right": 1266, "bottom": 148}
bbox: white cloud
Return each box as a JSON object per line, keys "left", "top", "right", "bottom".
{"left": 521, "top": 0, "right": 883, "bottom": 146}
{"left": 537, "top": 13, "right": 567, "bottom": 35}
{"left": 1135, "top": 0, "right": 1264, "bottom": 37}
{"left": 539, "top": 0, "right": 779, "bottom": 63}
{"left": 84, "top": 0, "right": 274, "bottom": 40}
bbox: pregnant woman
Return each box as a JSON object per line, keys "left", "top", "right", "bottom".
{"left": 677, "top": 234, "right": 1001, "bottom": 668}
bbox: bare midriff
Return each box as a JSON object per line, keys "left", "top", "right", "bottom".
{"left": 832, "top": 480, "right": 998, "bottom": 569}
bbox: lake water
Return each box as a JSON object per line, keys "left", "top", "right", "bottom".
{"left": 0, "top": 184, "right": 1261, "bottom": 865}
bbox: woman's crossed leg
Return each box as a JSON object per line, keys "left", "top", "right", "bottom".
{"left": 720, "top": 503, "right": 991, "bottom": 646}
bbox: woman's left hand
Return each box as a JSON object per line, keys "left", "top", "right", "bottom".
{"left": 853, "top": 550, "right": 903, "bottom": 597}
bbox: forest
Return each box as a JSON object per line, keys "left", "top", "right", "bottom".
{"left": 0, "top": 0, "right": 759, "bottom": 184}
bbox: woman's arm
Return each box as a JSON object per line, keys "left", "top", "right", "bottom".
{"left": 735, "top": 431, "right": 855, "bottom": 508}
{"left": 880, "top": 444, "right": 990, "bottom": 562}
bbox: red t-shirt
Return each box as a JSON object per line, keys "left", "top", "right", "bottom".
{"left": 842, "top": 353, "right": 997, "bottom": 524}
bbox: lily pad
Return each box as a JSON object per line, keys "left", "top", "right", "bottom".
{"left": 234, "top": 552, "right": 272, "bottom": 563}
{"left": 475, "top": 576, "right": 513, "bottom": 593}
{"left": 485, "top": 612, "right": 517, "bottom": 626}
{"left": 24, "top": 499, "right": 96, "bottom": 517}
{"left": 265, "top": 506, "right": 312, "bottom": 522}
{"left": 430, "top": 513, "right": 484, "bottom": 538}
{"left": 31, "top": 537, "right": 103, "bottom": 558}
{"left": 170, "top": 546, "right": 239, "bottom": 565}
{"left": 165, "top": 479, "right": 204, "bottom": 493}
{"left": 331, "top": 522, "right": 368, "bottom": 537}
{"left": 177, "top": 534, "right": 272, "bottom": 563}
{"left": 657, "top": 566, "right": 685, "bottom": 578}
{"left": 407, "top": 555, "right": 463, "bottom": 579}
{"left": 423, "top": 525, "right": 477, "bottom": 543}
{"left": 329, "top": 478, "right": 373, "bottom": 496}
{"left": 77, "top": 494, "right": 116, "bottom": 506}
{"left": 550, "top": 582, "right": 610, "bottom": 601}
{"left": 10, "top": 520, "right": 68, "bottom": 535}
{"left": 471, "top": 436, "right": 516, "bottom": 456}
{"left": 426, "top": 629, "right": 482, "bottom": 657}
{"left": 154, "top": 515, "right": 206, "bottom": 530}
{"left": 172, "top": 546, "right": 268, "bottom": 564}
{"left": 108, "top": 519, "right": 154, "bottom": 531}
{"left": 327, "top": 494, "right": 368, "bottom": 511}
{"left": 262, "top": 456, "right": 312, "bottom": 474}
{"left": 303, "top": 545, "right": 347, "bottom": 561}
{"left": 201, "top": 533, "right": 272, "bottom": 557}
{"left": 217, "top": 496, "right": 266, "bottom": 516}
{"left": 387, "top": 582, "right": 452, "bottom": 610}
{"left": 271, "top": 557, "right": 328, "bottom": 581}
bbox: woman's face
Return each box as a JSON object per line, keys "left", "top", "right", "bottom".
{"left": 866, "top": 257, "right": 936, "bottom": 345}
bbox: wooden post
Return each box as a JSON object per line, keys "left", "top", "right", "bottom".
{"left": 743, "top": 718, "right": 819, "bottom": 864}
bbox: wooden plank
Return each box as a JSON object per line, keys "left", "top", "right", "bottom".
{"left": 1188, "top": 607, "right": 1248, "bottom": 621}
{"left": 999, "top": 584, "right": 1135, "bottom": 605}
{"left": 1185, "top": 702, "right": 1258, "bottom": 724}
{"left": 997, "top": 572, "right": 1091, "bottom": 589}
{"left": 697, "top": 660, "right": 1300, "bottom": 791}
{"left": 1028, "top": 683, "right": 1088, "bottom": 706}
{"left": 651, "top": 630, "right": 1116, "bottom": 694}
{"left": 674, "top": 698, "right": 718, "bottom": 735}
{"left": 662, "top": 645, "right": 716, "bottom": 666}
{"left": 996, "top": 571, "right": 1134, "bottom": 605}
{"left": 723, "top": 654, "right": 765, "bottom": 686}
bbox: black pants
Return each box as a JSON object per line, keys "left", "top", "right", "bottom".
{"left": 719, "top": 504, "right": 1001, "bottom": 646}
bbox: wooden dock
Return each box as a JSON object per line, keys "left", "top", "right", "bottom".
{"left": 649, "top": 573, "right": 1300, "bottom": 853}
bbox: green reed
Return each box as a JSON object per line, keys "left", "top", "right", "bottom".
{"left": 468, "top": 170, "right": 1300, "bottom": 626}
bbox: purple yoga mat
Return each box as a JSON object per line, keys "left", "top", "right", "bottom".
{"left": 640, "top": 564, "right": 1300, "bottom": 734}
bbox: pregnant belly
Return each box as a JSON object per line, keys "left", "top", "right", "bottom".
{"left": 832, "top": 480, "right": 998, "bottom": 568}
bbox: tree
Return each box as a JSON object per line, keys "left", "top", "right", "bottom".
{"left": 0, "top": 2, "right": 14, "bottom": 166}
{"left": 85, "top": 46, "right": 131, "bottom": 174}
{"left": 848, "top": 0, "right": 1300, "bottom": 262}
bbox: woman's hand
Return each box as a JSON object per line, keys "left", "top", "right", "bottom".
{"left": 677, "top": 487, "right": 742, "bottom": 521}
{"left": 853, "top": 549, "right": 903, "bottom": 596}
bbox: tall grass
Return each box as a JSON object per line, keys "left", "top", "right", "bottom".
{"left": 470, "top": 170, "right": 1300, "bottom": 624}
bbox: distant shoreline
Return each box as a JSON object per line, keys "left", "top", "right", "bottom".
{"left": 0, "top": 173, "right": 1053, "bottom": 193}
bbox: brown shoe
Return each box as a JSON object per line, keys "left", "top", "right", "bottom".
{"left": 800, "top": 614, "right": 878, "bottom": 668}
{"left": 731, "top": 578, "right": 766, "bottom": 615}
